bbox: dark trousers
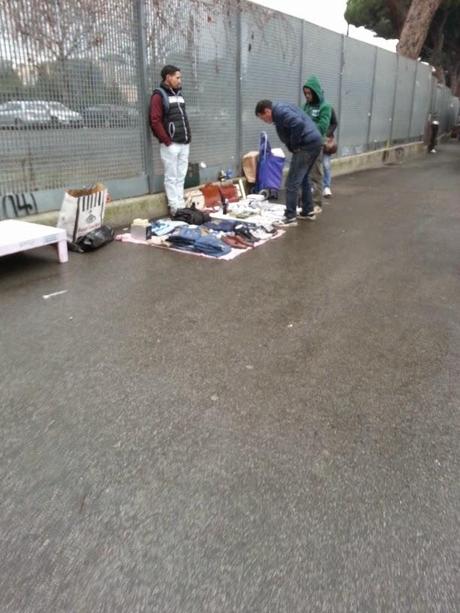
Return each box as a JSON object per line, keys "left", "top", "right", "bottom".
{"left": 428, "top": 123, "right": 439, "bottom": 152}
{"left": 285, "top": 147, "right": 321, "bottom": 218}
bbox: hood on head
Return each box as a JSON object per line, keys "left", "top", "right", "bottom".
{"left": 303, "top": 75, "right": 324, "bottom": 104}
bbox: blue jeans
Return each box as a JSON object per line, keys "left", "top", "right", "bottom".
{"left": 285, "top": 147, "right": 321, "bottom": 218}
{"left": 323, "top": 153, "right": 332, "bottom": 189}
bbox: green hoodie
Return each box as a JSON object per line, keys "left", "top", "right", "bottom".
{"left": 302, "top": 75, "right": 332, "bottom": 138}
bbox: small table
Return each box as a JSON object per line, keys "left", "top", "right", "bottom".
{"left": 0, "top": 219, "right": 68, "bottom": 263}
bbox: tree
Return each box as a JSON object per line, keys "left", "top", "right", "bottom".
{"left": 397, "top": 0, "right": 444, "bottom": 59}
{"left": 3, "top": 0, "right": 112, "bottom": 63}
{"left": 345, "top": 0, "right": 460, "bottom": 95}
{"left": 2, "top": 0, "right": 120, "bottom": 103}
{"left": 0, "top": 60, "right": 24, "bottom": 98}
{"left": 345, "top": 0, "right": 409, "bottom": 38}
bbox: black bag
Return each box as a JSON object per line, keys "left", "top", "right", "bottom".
{"left": 76, "top": 225, "right": 114, "bottom": 252}
{"left": 173, "top": 205, "right": 210, "bottom": 225}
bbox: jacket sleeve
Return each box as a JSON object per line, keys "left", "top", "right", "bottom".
{"left": 317, "top": 104, "right": 332, "bottom": 137}
{"left": 149, "top": 93, "right": 172, "bottom": 146}
{"left": 327, "top": 107, "right": 338, "bottom": 137}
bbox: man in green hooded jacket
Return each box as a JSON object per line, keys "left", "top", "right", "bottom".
{"left": 302, "top": 75, "right": 332, "bottom": 213}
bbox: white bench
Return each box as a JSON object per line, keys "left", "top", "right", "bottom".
{"left": 0, "top": 219, "right": 68, "bottom": 263}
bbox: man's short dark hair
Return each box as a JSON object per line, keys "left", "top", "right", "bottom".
{"left": 255, "top": 100, "right": 272, "bottom": 115}
{"left": 161, "top": 65, "right": 180, "bottom": 80}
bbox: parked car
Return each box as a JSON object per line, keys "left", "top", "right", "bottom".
{"left": 0, "top": 100, "right": 51, "bottom": 128}
{"left": 0, "top": 100, "right": 83, "bottom": 129}
{"left": 82, "top": 104, "right": 139, "bottom": 128}
{"left": 46, "top": 101, "right": 83, "bottom": 128}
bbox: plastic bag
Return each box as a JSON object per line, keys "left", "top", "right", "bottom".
{"left": 75, "top": 224, "right": 114, "bottom": 252}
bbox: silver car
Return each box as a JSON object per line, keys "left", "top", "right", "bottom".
{"left": 46, "top": 101, "right": 83, "bottom": 127}
{"left": 0, "top": 100, "right": 51, "bottom": 128}
{"left": 0, "top": 100, "right": 83, "bottom": 128}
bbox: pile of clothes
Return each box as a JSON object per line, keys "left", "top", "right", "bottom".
{"left": 148, "top": 215, "right": 279, "bottom": 258}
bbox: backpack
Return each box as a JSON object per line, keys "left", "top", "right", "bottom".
{"left": 173, "top": 205, "right": 210, "bottom": 225}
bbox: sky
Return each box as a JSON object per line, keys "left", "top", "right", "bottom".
{"left": 250, "top": 0, "right": 398, "bottom": 52}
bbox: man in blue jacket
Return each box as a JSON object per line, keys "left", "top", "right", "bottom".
{"left": 255, "top": 100, "right": 322, "bottom": 225}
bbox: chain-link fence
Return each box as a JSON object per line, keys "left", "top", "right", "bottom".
{"left": 0, "top": 0, "right": 458, "bottom": 217}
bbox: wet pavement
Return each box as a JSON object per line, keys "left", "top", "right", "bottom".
{"left": 1, "top": 143, "right": 459, "bottom": 612}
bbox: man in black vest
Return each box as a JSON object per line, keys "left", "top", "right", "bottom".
{"left": 149, "top": 65, "right": 191, "bottom": 215}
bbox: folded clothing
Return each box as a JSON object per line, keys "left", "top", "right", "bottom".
{"left": 193, "top": 235, "right": 232, "bottom": 256}
{"left": 166, "top": 226, "right": 231, "bottom": 257}
{"left": 149, "top": 219, "right": 188, "bottom": 236}
{"left": 166, "top": 226, "right": 204, "bottom": 249}
{"left": 204, "top": 219, "right": 239, "bottom": 233}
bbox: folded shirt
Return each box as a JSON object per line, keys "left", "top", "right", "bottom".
{"left": 150, "top": 219, "right": 188, "bottom": 236}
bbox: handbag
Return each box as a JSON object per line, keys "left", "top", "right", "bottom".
{"left": 218, "top": 181, "right": 240, "bottom": 203}
{"left": 323, "top": 136, "right": 337, "bottom": 155}
{"left": 199, "top": 183, "right": 222, "bottom": 207}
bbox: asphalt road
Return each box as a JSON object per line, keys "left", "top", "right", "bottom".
{"left": 1, "top": 143, "right": 459, "bottom": 612}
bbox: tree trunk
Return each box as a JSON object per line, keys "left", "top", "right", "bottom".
{"left": 433, "top": 64, "right": 445, "bottom": 84}
{"left": 397, "top": 0, "right": 444, "bottom": 59}
{"left": 450, "top": 64, "right": 460, "bottom": 98}
{"left": 386, "top": 0, "right": 409, "bottom": 36}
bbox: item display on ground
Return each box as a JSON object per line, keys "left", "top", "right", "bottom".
{"left": 116, "top": 193, "right": 294, "bottom": 260}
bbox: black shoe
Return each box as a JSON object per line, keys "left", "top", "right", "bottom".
{"left": 274, "top": 216, "right": 298, "bottom": 227}
{"left": 298, "top": 211, "right": 316, "bottom": 221}
{"left": 235, "top": 225, "right": 257, "bottom": 243}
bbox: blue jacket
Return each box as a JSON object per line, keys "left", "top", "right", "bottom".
{"left": 272, "top": 102, "right": 321, "bottom": 153}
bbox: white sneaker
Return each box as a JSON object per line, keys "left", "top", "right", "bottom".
{"left": 323, "top": 187, "right": 332, "bottom": 198}
{"left": 314, "top": 205, "right": 322, "bottom": 215}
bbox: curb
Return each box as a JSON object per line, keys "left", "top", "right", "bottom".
{"left": 332, "top": 141, "right": 426, "bottom": 177}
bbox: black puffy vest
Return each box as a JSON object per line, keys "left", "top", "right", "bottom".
{"left": 156, "top": 84, "right": 191, "bottom": 144}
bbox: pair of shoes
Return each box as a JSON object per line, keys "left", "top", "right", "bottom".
{"left": 323, "top": 187, "right": 332, "bottom": 197}
{"left": 298, "top": 211, "right": 316, "bottom": 221}
{"left": 223, "top": 235, "right": 250, "bottom": 249}
{"left": 235, "top": 225, "right": 257, "bottom": 243}
{"left": 274, "top": 216, "right": 297, "bottom": 227}
{"left": 313, "top": 205, "right": 322, "bottom": 214}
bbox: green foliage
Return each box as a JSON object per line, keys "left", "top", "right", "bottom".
{"left": 344, "top": 0, "right": 404, "bottom": 39}
{"left": 345, "top": 0, "right": 460, "bottom": 87}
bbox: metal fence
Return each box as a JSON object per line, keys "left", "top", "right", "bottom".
{"left": 0, "top": 0, "right": 458, "bottom": 218}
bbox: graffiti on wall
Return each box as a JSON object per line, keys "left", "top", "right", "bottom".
{"left": 1, "top": 193, "right": 38, "bottom": 219}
